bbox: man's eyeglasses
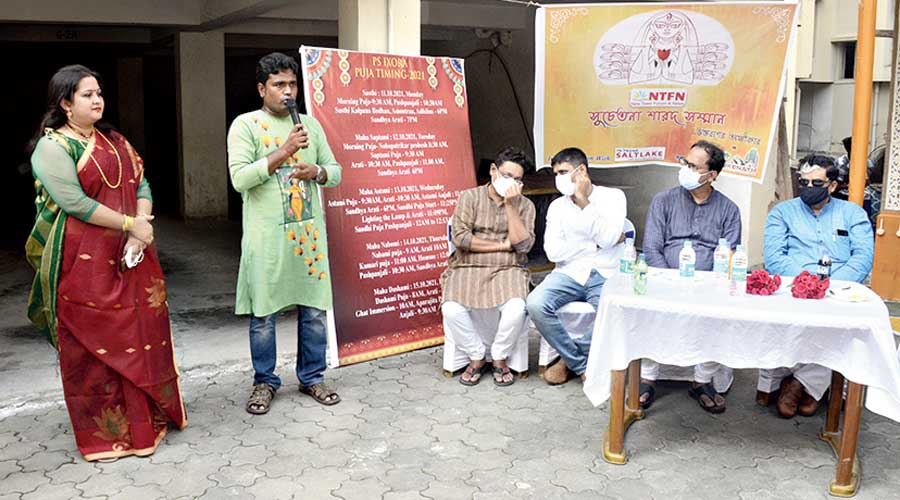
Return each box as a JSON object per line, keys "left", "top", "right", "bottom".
{"left": 797, "top": 178, "right": 830, "bottom": 188}
{"left": 679, "top": 157, "right": 706, "bottom": 172}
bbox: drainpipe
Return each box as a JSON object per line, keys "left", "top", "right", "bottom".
{"left": 848, "top": 0, "right": 876, "bottom": 206}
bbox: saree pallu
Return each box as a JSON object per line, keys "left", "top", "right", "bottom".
{"left": 27, "top": 129, "right": 186, "bottom": 461}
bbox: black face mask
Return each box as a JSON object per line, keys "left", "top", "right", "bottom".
{"left": 800, "top": 185, "right": 830, "bottom": 206}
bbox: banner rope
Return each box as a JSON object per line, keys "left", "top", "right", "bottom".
{"left": 462, "top": 48, "right": 535, "bottom": 150}
{"left": 496, "top": 0, "right": 542, "bottom": 7}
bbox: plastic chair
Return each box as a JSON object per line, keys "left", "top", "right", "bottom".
{"left": 442, "top": 218, "right": 529, "bottom": 377}
{"left": 537, "top": 218, "right": 635, "bottom": 375}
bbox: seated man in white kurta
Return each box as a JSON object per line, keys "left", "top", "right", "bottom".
{"left": 440, "top": 147, "right": 536, "bottom": 387}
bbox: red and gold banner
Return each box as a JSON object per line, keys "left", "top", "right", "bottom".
{"left": 300, "top": 47, "right": 476, "bottom": 366}
{"left": 535, "top": 2, "right": 798, "bottom": 181}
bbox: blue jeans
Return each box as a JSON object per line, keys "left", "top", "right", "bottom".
{"left": 249, "top": 306, "right": 328, "bottom": 390}
{"left": 526, "top": 270, "right": 606, "bottom": 376}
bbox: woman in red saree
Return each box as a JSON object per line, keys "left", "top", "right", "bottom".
{"left": 25, "top": 65, "right": 187, "bottom": 461}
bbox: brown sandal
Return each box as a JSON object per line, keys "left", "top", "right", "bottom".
{"left": 688, "top": 383, "right": 726, "bottom": 414}
{"left": 299, "top": 383, "right": 341, "bottom": 406}
{"left": 246, "top": 383, "right": 276, "bottom": 414}
{"left": 459, "top": 361, "right": 487, "bottom": 386}
{"left": 493, "top": 366, "right": 515, "bottom": 387}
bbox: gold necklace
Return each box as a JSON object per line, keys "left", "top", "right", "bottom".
{"left": 66, "top": 123, "right": 95, "bottom": 142}
{"left": 89, "top": 131, "right": 123, "bottom": 189}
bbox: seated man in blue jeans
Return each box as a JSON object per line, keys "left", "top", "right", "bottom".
{"left": 526, "top": 147, "right": 626, "bottom": 385}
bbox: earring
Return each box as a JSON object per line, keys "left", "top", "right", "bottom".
{"left": 65, "top": 109, "right": 73, "bottom": 119}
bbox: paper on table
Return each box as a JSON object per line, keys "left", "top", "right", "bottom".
{"left": 828, "top": 283, "right": 872, "bottom": 303}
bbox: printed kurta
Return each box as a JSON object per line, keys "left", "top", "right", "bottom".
{"left": 440, "top": 184, "right": 536, "bottom": 309}
{"left": 227, "top": 110, "right": 342, "bottom": 316}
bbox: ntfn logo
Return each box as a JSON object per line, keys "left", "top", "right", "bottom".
{"left": 615, "top": 147, "right": 666, "bottom": 162}
{"left": 629, "top": 89, "right": 687, "bottom": 108}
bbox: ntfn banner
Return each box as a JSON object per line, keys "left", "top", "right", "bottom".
{"left": 300, "top": 47, "right": 476, "bottom": 366}
{"left": 535, "top": 2, "right": 798, "bottom": 182}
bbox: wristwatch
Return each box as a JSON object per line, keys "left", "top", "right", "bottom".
{"left": 315, "top": 164, "right": 326, "bottom": 184}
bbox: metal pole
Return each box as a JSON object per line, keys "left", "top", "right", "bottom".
{"left": 849, "top": 0, "right": 877, "bottom": 207}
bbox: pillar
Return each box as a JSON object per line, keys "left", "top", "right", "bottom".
{"left": 175, "top": 32, "right": 228, "bottom": 219}
{"left": 116, "top": 57, "right": 145, "bottom": 155}
{"left": 338, "top": 0, "right": 420, "bottom": 55}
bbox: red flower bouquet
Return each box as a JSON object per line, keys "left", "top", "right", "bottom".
{"left": 746, "top": 269, "right": 781, "bottom": 296}
{"left": 790, "top": 270, "right": 829, "bottom": 299}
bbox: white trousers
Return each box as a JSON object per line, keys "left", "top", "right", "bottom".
{"left": 641, "top": 359, "right": 721, "bottom": 385}
{"left": 441, "top": 298, "right": 527, "bottom": 361}
{"left": 758, "top": 364, "right": 832, "bottom": 400}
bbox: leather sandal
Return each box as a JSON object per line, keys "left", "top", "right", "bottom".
{"left": 246, "top": 383, "right": 276, "bottom": 415}
{"left": 299, "top": 383, "right": 341, "bottom": 406}
{"left": 459, "top": 362, "right": 487, "bottom": 386}
{"left": 639, "top": 382, "right": 656, "bottom": 409}
{"left": 493, "top": 366, "right": 515, "bottom": 387}
{"left": 688, "top": 382, "right": 726, "bottom": 414}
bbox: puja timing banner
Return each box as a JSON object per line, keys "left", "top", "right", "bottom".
{"left": 535, "top": 2, "right": 799, "bottom": 182}
{"left": 300, "top": 46, "right": 476, "bottom": 366}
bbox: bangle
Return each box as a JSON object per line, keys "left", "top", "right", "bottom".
{"left": 122, "top": 215, "right": 134, "bottom": 232}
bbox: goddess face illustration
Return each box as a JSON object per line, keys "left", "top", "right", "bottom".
{"left": 630, "top": 11, "right": 698, "bottom": 85}
{"left": 651, "top": 11, "right": 689, "bottom": 40}
{"left": 594, "top": 10, "right": 732, "bottom": 86}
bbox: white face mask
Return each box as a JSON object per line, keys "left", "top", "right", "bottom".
{"left": 491, "top": 174, "right": 517, "bottom": 198}
{"left": 678, "top": 165, "right": 705, "bottom": 191}
{"left": 555, "top": 171, "right": 576, "bottom": 196}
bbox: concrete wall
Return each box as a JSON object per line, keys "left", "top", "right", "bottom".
{"left": 795, "top": 0, "right": 816, "bottom": 79}
{"left": 0, "top": 0, "right": 203, "bottom": 25}
{"left": 116, "top": 57, "right": 145, "bottom": 155}
{"left": 832, "top": 0, "right": 894, "bottom": 36}
{"left": 798, "top": 80, "right": 891, "bottom": 155}
{"left": 176, "top": 32, "right": 228, "bottom": 218}
{"left": 797, "top": 83, "right": 835, "bottom": 152}
{"left": 797, "top": 0, "right": 893, "bottom": 156}
{"left": 806, "top": 0, "right": 893, "bottom": 83}
{"left": 831, "top": 81, "right": 892, "bottom": 151}
{"left": 422, "top": 26, "right": 535, "bottom": 170}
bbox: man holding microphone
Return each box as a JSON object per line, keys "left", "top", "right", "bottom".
{"left": 227, "top": 52, "right": 342, "bottom": 414}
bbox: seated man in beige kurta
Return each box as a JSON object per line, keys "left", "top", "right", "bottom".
{"left": 440, "top": 147, "right": 536, "bottom": 387}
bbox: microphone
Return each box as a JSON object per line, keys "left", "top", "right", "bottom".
{"left": 284, "top": 98, "right": 301, "bottom": 125}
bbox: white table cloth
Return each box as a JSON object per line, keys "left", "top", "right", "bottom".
{"left": 583, "top": 269, "right": 900, "bottom": 422}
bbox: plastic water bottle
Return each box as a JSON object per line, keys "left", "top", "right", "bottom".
{"left": 633, "top": 253, "right": 648, "bottom": 295}
{"left": 678, "top": 240, "right": 696, "bottom": 280}
{"left": 817, "top": 252, "right": 831, "bottom": 281}
{"left": 619, "top": 237, "right": 636, "bottom": 274}
{"left": 713, "top": 238, "right": 731, "bottom": 282}
{"left": 730, "top": 244, "right": 748, "bottom": 296}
